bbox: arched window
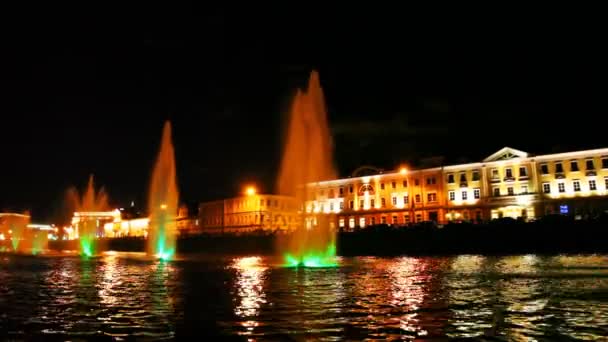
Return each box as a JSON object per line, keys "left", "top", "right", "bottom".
{"left": 358, "top": 184, "right": 375, "bottom": 195}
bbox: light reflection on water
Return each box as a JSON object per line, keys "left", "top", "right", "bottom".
{"left": 0, "top": 253, "right": 608, "bottom": 340}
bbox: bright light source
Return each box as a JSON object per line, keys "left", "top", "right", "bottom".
{"left": 400, "top": 167, "right": 408, "bottom": 175}
{"left": 160, "top": 204, "right": 167, "bottom": 210}
{"left": 245, "top": 186, "right": 256, "bottom": 196}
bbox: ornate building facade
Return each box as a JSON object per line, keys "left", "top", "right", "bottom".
{"left": 306, "top": 147, "right": 608, "bottom": 229}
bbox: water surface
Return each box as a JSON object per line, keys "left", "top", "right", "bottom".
{"left": 1, "top": 253, "right": 607, "bottom": 340}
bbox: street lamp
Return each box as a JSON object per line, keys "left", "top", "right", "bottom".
{"left": 245, "top": 186, "right": 256, "bottom": 196}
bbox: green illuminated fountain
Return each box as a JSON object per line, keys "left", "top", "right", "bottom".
{"left": 277, "top": 71, "right": 338, "bottom": 268}
{"left": 66, "top": 175, "right": 109, "bottom": 257}
{"left": 147, "top": 121, "right": 179, "bottom": 261}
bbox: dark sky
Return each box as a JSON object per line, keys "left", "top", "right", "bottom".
{"left": 0, "top": 7, "right": 606, "bottom": 221}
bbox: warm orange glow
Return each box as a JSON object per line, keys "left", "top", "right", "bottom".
{"left": 160, "top": 204, "right": 167, "bottom": 210}
{"left": 245, "top": 186, "right": 256, "bottom": 196}
{"left": 400, "top": 167, "right": 408, "bottom": 175}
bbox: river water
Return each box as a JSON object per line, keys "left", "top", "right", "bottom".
{"left": 0, "top": 253, "right": 607, "bottom": 340}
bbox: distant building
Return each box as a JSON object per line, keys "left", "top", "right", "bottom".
{"left": 199, "top": 194, "right": 299, "bottom": 233}
{"left": 305, "top": 146, "right": 608, "bottom": 229}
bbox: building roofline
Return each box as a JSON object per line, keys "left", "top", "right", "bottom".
{"left": 533, "top": 147, "right": 608, "bottom": 161}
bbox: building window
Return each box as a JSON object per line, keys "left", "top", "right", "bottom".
{"left": 462, "top": 191, "right": 468, "bottom": 200}
{"left": 392, "top": 216, "right": 398, "bottom": 224}
{"left": 474, "top": 188, "right": 480, "bottom": 199}
{"left": 543, "top": 183, "right": 551, "bottom": 193}
{"left": 573, "top": 180, "right": 581, "bottom": 192}
{"left": 404, "top": 215, "right": 410, "bottom": 224}
{"left": 459, "top": 173, "right": 467, "bottom": 183}
{"left": 586, "top": 159, "right": 595, "bottom": 170}
{"left": 371, "top": 217, "right": 376, "bottom": 225}
{"left": 541, "top": 164, "right": 549, "bottom": 174}
{"left": 427, "top": 193, "right": 437, "bottom": 202}
{"left": 472, "top": 170, "right": 480, "bottom": 181}
{"left": 415, "top": 194, "right": 421, "bottom": 203}
{"left": 380, "top": 183, "right": 385, "bottom": 190}
{"left": 340, "top": 202, "right": 344, "bottom": 210}
{"left": 570, "top": 160, "right": 579, "bottom": 172}
{"left": 381, "top": 198, "right": 386, "bottom": 207}
{"left": 349, "top": 200, "right": 354, "bottom": 209}
{"left": 392, "top": 197, "right": 397, "bottom": 205}
{"left": 589, "top": 180, "right": 597, "bottom": 191}
{"left": 491, "top": 169, "right": 499, "bottom": 179}
{"left": 402, "top": 196, "right": 408, "bottom": 206}
{"left": 319, "top": 189, "right": 325, "bottom": 196}
{"left": 447, "top": 174, "right": 455, "bottom": 183}
{"left": 414, "top": 179, "right": 420, "bottom": 186}
{"left": 339, "top": 187, "right": 344, "bottom": 196}
{"left": 349, "top": 186, "right": 353, "bottom": 193}
{"left": 558, "top": 182, "right": 565, "bottom": 193}
{"left": 605, "top": 177, "right": 608, "bottom": 190}
{"left": 427, "top": 177, "right": 436, "bottom": 185}
{"left": 402, "top": 180, "right": 408, "bottom": 187}
{"left": 505, "top": 168, "right": 513, "bottom": 178}
{"left": 507, "top": 187, "right": 514, "bottom": 195}
{"left": 329, "top": 189, "right": 335, "bottom": 198}
{"left": 415, "top": 214, "right": 422, "bottom": 222}
{"left": 371, "top": 199, "right": 375, "bottom": 208}
{"left": 260, "top": 199, "right": 265, "bottom": 206}
{"left": 381, "top": 217, "right": 387, "bottom": 224}
{"left": 391, "top": 181, "right": 396, "bottom": 189}
{"left": 449, "top": 191, "right": 455, "bottom": 201}
{"left": 555, "top": 163, "right": 564, "bottom": 173}
{"left": 520, "top": 185, "right": 528, "bottom": 194}
{"left": 338, "top": 218, "right": 345, "bottom": 227}
{"left": 360, "top": 199, "right": 364, "bottom": 209}
{"left": 494, "top": 188, "right": 500, "bottom": 196}
{"left": 519, "top": 167, "right": 527, "bottom": 177}
{"left": 330, "top": 202, "right": 334, "bottom": 211}
{"left": 603, "top": 158, "right": 608, "bottom": 169}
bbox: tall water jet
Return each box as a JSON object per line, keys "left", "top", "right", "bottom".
{"left": 147, "top": 121, "right": 179, "bottom": 261}
{"left": 66, "top": 175, "right": 109, "bottom": 256}
{"left": 1, "top": 213, "right": 31, "bottom": 253}
{"left": 277, "top": 70, "right": 338, "bottom": 267}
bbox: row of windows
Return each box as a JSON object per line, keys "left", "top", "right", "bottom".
{"left": 493, "top": 185, "right": 528, "bottom": 196}
{"left": 491, "top": 166, "right": 528, "bottom": 180}
{"left": 318, "top": 177, "right": 440, "bottom": 198}
{"left": 540, "top": 158, "right": 608, "bottom": 174}
{"left": 340, "top": 193, "right": 439, "bottom": 210}
{"left": 338, "top": 213, "right": 424, "bottom": 227}
{"left": 542, "top": 178, "right": 608, "bottom": 193}
{"left": 448, "top": 189, "right": 481, "bottom": 201}
{"left": 447, "top": 170, "right": 481, "bottom": 183}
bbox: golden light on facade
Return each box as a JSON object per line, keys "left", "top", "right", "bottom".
{"left": 160, "top": 204, "right": 167, "bottom": 210}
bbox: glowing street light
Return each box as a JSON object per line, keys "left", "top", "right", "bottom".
{"left": 245, "top": 186, "right": 256, "bottom": 196}
{"left": 160, "top": 204, "right": 167, "bottom": 210}
{"left": 400, "top": 167, "right": 408, "bottom": 175}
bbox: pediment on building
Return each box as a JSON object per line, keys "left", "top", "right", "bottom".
{"left": 483, "top": 147, "right": 529, "bottom": 162}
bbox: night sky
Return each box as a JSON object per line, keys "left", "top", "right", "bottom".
{"left": 1, "top": 8, "right": 606, "bottom": 221}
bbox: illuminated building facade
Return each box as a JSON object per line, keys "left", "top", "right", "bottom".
{"left": 199, "top": 194, "right": 299, "bottom": 233}
{"left": 306, "top": 147, "right": 608, "bottom": 227}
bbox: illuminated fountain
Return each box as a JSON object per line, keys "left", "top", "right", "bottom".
{"left": 0, "top": 212, "right": 31, "bottom": 253}
{"left": 66, "top": 175, "right": 109, "bottom": 257}
{"left": 277, "top": 70, "right": 338, "bottom": 267}
{"left": 147, "top": 121, "right": 179, "bottom": 261}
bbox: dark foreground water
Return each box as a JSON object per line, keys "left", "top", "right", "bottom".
{"left": 1, "top": 253, "right": 607, "bottom": 340}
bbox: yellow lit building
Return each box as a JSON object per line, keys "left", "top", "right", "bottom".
{"left": 307, "top": 166, "right": 445, "bottom": 230}
{"left": 199, "top": 193, "right": 299, "bottom": 234}
{"left": 305, "top": 146, "right": 608, "bottom": 226}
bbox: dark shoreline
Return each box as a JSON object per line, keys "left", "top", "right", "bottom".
{"left": 46, "top": 216, "right": 608, "bottom": 256}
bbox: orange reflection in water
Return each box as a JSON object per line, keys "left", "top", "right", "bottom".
{"left": 231, "top": 257, "right": 267, "bottom": 321}
{"left": 350, "top": 257, "right": 437, "bottom": 339}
